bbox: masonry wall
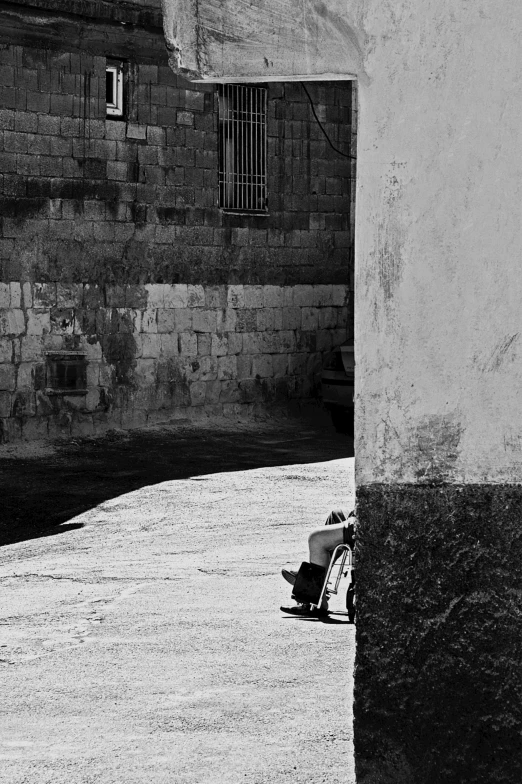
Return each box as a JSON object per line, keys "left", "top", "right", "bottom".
{"left": 0, "top": 0, "right": 355, "bottom": 440}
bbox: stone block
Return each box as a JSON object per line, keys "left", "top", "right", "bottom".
{"left": 141, "top": 309, "right": 158, "bottom": 333}
{"left": 227, "top": 333, "right": 243, "bottom": 355}
{"left": 0, "top": 338, "right": 13, "bottom": 362}
{"left": 199, "top": 356, "right": 218, "bottom": 381}
{"left": 141, "top": 334, "right": 161, "bottom": 359}
{"left": 295, "top": 330, "right": 317, "bottom": 352}
{"left": 81, "top": 338, "right": 103, "bottom": 360}
{"left": 0, "top": 284, "right": 9, "bottom": 308}
{"left": 179, "top": 332, "right": 197, "bottom": 355}
{"left": 205, "top": 380, "right": 221, "bottom": 404}
{"left": 293, "top": 285, "right": 315, "bottom": 307}
{"left": 0, "top": 309, "right": 25, "bottom": 336}
{"left": 227, "top": 285, "right": 245, "bottom": 309}
{"left": 332, "top": 285, "right": 348, "bottom": 307}
{"left": 278, "top": 331, "right": 297, "bottom": 353}
{"left": 217, "top": 356, "right": 237, "bottom": 381}
{"left": 257, "top": 309, "right": 275, "bottom": 332}
{"left": 190, "top": 381, "right": 206, "bottom": 406}
{"left": 197, "top": 334, "right": 211, "bottom": 356}
{"left": 282, "top": 287, "right": 294, "bottom": 307}
{"left": 0, "top": 416, "right": 22, "bottom": 442}
{"left": 314, "top": 284, "right": 333, "bottom": 306}
{"left": 237, "top": 355, "right": 252, "bottom": 379}
{"left": 42, "top": 334, "right": 65, "bottom": 352}
{"left": 316, "top": 330, "right": 333, "bottom": 352}
{"left": 0, "top": 364, "right": 15, "bottom": 390}
{"left": 9, "top": 282, "right": 21, "bottom": 308}
{"left": 272, "top": 354, "right": 288, "bottom": 378}
{"left": 187, "top": 285, "right": 205, "bottom": 307}
{"left": 282, "top": 307, "right": 301, "bottom": 331}
{"left": 125, "top": 285, "right": 148, "bottom": 309}
{"left": 263, "top": 285, "right": 284, "bottom": 308}
{"left": 0, "top": 391, "right": 11, "bottom": 417}
{"left": 220, "top": 380, "right": 241, "bottom": 403}
{"left": 135, "top": 358, "right": 156, "bottom": 385}
{"left": 83, "top": 284, "right": 103, "bottom": 309}
{"left": 288, "top": 353, "right": 307, "bottom": 376}
{"left": 105, "top": 285, "right": 126, "bottom": 308}
{"left": 243, "top": 285, "right": 264, "bottom": 308}
{"left": 33, "top": 283, "right": 56, "bottom": 308}
{"left": 164, "top": 284, "right": 189, "bottom": 308}
{"left": 157, "top": 308, "right": 192, "bottom": 333}
{"left": 22, "top": 282, "right": 32, "bottom": 308}
{"left": 27, "top": 309, "right": 50, "bottom": 336}
{"left": 301, "top": 307, "right": 319, "bottom": 331}
{"left": 336, "top": 306, "right": 349, "bottom": 328}
{"left": 216, "top": 308, "right": 237, "bottom": 332}
{"left": 318, "top": 307, "right": 337, "bottom": 330}
{"left": 238, "top": 378, "right": 263, "bottom": 403}
{"left": 252, "top": 355, "right": 273, "bottom": 378}
{"left": 272, "top": 309, "right": 284, "bottom": 331}
{"left": 235, "top": 309, "right": 258, "bottom": 333}
{"left": 50, "top": 308, "right": 75, "bottom": 335}
{"left": 16, "top": 362, "right": 34, "bottom": 388}
{"left": 160, "top": 334, "right": 179, "bottom": 358}
{"left": 242, "top": 333, "right": 261, "bottom": 355}
{"left": 211, "top": 333, "right": 228, "bottom": 356}
{"left": 86, "top": 362, "right": 99, "bottom": 387}
{"left": 145, "top": 284, "right": 165, "bottom": 308}
{"left": 57, "top": 283, "right": 82, "bottom": 308}
{"left": 331, "top": 328, "right": 348, "bottom": 346}
{"left": 99, "top": 363, "right": 113, "bottom": 386}
{"left": 193, "top": 310, "right": 217, "bottom": 334}
{"left": 205, "top": 286, "right": 227, "bottom": 308}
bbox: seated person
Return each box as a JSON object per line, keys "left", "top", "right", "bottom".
{"left": 280, "top": 509, "right": 355, "bottom": 618}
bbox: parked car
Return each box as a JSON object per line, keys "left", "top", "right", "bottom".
{"left": 321, "top": 341, "right": 354, "bottom": 434}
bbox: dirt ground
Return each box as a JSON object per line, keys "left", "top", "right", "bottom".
{"left": 0, "top": 414, "right": 355, "bottom": 783}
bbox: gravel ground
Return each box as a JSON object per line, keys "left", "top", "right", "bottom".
{"left": 0, "top": 418, "right": 355, "bottom": 783}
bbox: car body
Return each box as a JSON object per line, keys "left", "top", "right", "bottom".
{"left": 321, "top": 341, "right": 354, "bottom": 434}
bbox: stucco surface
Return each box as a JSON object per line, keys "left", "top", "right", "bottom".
{"left": 355, "top": 484, "right": 522, "bottom": 784}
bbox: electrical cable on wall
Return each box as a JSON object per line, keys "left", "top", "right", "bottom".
{"left": 300, "top": 82, "right": 356, "bottom": 161}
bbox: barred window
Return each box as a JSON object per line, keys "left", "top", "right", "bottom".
{"left": 46, "top": 353, "right": 87, "bottom": 394}
{"left": 218, "top": 84, "right": 267, "bottom": 213}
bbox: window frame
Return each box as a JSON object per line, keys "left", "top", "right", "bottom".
{"left": 106, "top": 61, "right": 125, "bottom": 118}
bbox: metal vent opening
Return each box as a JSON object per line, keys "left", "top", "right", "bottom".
{"left": 46, "top": 353, "right": 87, "bottom": 394}
{"left": 218, "top": 84, "right": 267, "bottom": 213}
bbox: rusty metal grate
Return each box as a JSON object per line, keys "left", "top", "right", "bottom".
{"left": 218, "top": 84, "right": 267, "bottom": 213}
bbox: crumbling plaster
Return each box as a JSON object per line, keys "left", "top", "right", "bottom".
{"left": 163, "top": 0, "right": 522, "bottom": 485}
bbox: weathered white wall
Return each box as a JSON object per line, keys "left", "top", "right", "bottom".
{"left": 165, "top": 0, "right": 522, "bottom": 485}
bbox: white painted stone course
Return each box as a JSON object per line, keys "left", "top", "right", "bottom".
{"left": 0, "top": 283, "right": 351, "bottom": 440}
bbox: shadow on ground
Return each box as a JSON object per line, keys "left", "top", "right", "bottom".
{"left": 1, "top": 415, "right": 353, "bottom": 547}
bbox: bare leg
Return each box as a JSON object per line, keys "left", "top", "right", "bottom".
{"left": 308, "top": 521, "right": 346, "bottom": 569}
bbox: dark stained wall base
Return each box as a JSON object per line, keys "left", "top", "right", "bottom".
{"left": 354, "top": 483, "right": 522, "bottom": 784}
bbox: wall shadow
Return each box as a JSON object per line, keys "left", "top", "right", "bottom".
{"left": 0, "top": 420, "right": 353, "bottom": 547}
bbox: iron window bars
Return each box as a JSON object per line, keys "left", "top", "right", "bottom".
{"left": 218, "top": 84, "right": 267, "bottom": 213}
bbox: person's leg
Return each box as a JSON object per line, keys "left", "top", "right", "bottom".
{"left": 308, "top": 522, "right": 346, "bottom": 569}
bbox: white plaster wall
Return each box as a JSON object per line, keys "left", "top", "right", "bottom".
{"left": 164, "top": 0, "right": 522, "bottom": 485}
{"left": 354, "top": 1, "right": 522, "bottom": 484}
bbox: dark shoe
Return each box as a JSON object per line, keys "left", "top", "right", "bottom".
{"left": 280, "top": 603, "right": 328, "bottom": 618}
{"left": 281, "top": 568, "right": 297, "bottom": 585}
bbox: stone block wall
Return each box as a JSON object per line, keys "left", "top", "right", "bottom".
{"left": 0, "top": 1, "right": 355, "bottom": 440}
{"left": 0, "top": 282, "right": 351, "bottom": 441}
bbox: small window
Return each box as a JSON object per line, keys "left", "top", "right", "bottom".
{"left": 218, "top": 84, "right": 267, "bottom": 213}
{"left": 106, "top": 61, "right": 124, "bottom": 118}
{"left": 46, "top": 353, "right": 87, "bottom": 395}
